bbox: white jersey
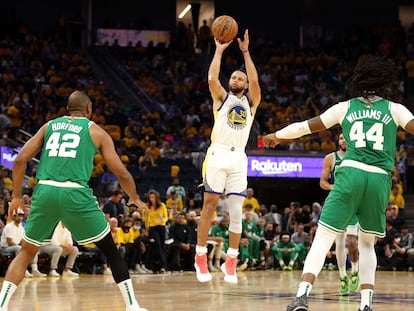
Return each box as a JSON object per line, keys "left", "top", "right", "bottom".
{"left": 210, "top": 93, "right": 254, "bottom": 150}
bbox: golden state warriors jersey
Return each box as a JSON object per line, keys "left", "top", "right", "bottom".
{"left": 210, "top": 94, "right": 254, "bottom": 150}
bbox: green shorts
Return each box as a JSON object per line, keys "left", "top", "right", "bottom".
{"left": 319, "top": 166, "right": 391, "bottom": 237}
{"left": 24, "top": 184, "right": 109, "bottom": 246}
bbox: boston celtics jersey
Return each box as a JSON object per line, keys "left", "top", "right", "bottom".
{"left": 36, "top": 116, "right": 96, "bottom": 186}
{"left": 341, "top": 98, "right": 397, "bottom": 172}
{"left": 210, "top": 93, "right": 254, "bottom": 149}
{"left": 330, "top": 151, "right": 343, "bottom": 184}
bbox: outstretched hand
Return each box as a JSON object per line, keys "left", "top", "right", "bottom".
{"left": 127, "top": 199, "right": 148, "bottom": 213}
{"left": 263, "top": 133, "right": 282, "bottom": 148}
{"left": 237, "top": 29, "right": 249, "bottom": 52}
{"left": 214, "top": 38, "right": 233, "bottom": 52}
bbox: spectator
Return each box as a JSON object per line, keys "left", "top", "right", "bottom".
{"left": 102, "top": 190, "right": 125, "bottom": 222}
{"left": 40, "top": 221, "right": 79, "bottom": 277}
{"left": 166, "top": 178, "right": 186, "bottom": 202}
{"left": 0, "top": 209, "right": 45, "bottom": 277}
{"left": 242, "top": 188, "right": 260, "bottom": 213}
{"left": 166, "top": 212, "right": 195, "bottom": 271}
{"left": 389, "top": 204, "right": 405, "bottom": 232}
{"left": 142, "top": 189, "right": 168, "bottom": 273}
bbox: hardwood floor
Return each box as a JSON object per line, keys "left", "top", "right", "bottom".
{"left": 4, "top": 269, "right": 414, "bottom": 310}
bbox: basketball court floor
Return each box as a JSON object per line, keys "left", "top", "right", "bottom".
{"left": 4, "top": 270, "right": 414, "bottom": 310}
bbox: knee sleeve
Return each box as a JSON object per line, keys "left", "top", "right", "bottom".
{"left": 303, "top": 226, "right": 338, "bottom": 277}
{"left": 335, "top": 232, "right": 347, "bottom": 267}
{"left": 358, "top": 231, "right": 376, "bottom": 285}
{"left": 227, "top": 195, "right": 244, "bottom": 234}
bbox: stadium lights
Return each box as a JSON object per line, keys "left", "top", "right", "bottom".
{"left": 178, "top": 4, "right": 192, "bottom": 19}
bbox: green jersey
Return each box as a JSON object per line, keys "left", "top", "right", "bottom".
{"left": 36, "top": 116, "right": 96, "bottom": 186}
{"left": 341, "top": 98, "right": 397, "bottom": 172}
{"left": 330, "top": 151, "right": 343, "bottom": 184}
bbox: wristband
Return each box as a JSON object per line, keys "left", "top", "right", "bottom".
{"left": 241, "top": 50, "right": 249, "bottom": 53}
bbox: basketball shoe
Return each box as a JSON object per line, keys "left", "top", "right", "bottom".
{"left": 350, "top": 271, "right": 360, "bottom": 292}
{"left": 221, "top": 255, "right": 238, "bottom": 284}
{"left": 194, "top": 253, "right": 212, "bottom": 282}
{"left": 358, "top": 306, "right": 372, "bottom": 311}
{"left": 339, "top": 275, "right": 350, "bottom": 296}
{"left": 286, "top": 294, "right": 308, "bottom": 311}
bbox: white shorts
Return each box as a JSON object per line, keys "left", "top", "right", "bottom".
{"left": 202, "top": 144, "right": 247, "bottom": 195}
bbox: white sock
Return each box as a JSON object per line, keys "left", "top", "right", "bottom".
{"left": 0, "top": 281, "right": 17, "bottom": 309}
{"left": 360, "top": 289, "right": 373, "bottom": 309}
{"left": 351, "top": 261, "right": 359, "bottom": 273}
{"left": 117, "top": 279, "right": 139, "bottom": 308}
{"left": 297, "top": 281, "right": 312, "bottom": 297}
{"left": 196, "top": 245, "right": 208, "bottom": 255}
{"left": 338, "top": 264, "right": 347, "bottom": 278}
{"left": 227, "top": 248, "right": 239, "bottom": 257}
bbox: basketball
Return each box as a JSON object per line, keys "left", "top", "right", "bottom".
{"left": 211, "top": 15, "right": 238, "bottom": 43}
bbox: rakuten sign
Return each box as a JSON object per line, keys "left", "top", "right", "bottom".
{"left": 247, "top": 156, "right": 324, "bottom": 178}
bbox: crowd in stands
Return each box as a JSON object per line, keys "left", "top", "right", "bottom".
{"left": 0, "top": 19, "right": 414, "bottom": 275}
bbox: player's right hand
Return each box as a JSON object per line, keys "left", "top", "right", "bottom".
{"left": 263, "top": 133, "right": 282, "bottom": 148}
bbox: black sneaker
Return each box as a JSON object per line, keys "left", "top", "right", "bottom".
{"left": 358, "top": 306, "right": 372, "bottom": 311}
{"left": 286, "top": 295, "right": 308, "bottom": 311}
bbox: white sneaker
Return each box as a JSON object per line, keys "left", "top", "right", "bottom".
{"left": 140, "top": 264, "right": 152, "bottom": 273}
{"left": 134, "top": 264, "right": 146, "bottom": 274}
{"left": 62, "top": 270, "right": 79, "bottom": 277}
{"left": 48, "top": 270, "right": 60, "bottom": 277}
{"left": 32, "top": 270, "right": 47, "bottom": 277}
{"left": 25, "top": 270, "right": 33, "bottom": 278}
{"left": 103, "top": 268, "right": 112, "bottom": 275}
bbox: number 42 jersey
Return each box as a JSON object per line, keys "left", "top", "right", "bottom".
{"left": 36, "top": 116, "right": 97, "bottom": 186}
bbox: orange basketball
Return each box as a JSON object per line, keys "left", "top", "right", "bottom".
{"left": 211, "top": 15, "right": 238, "bottom": 43}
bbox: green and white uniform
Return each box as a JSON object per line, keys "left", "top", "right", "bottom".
{"left": 319, "top": 97, "right": 414, "bottom": 237}
{"left": 24, "top": 116, "right": 110, "bottom": 246}
{"left": 330, "top": 151, "right": 358, "bottom": 235}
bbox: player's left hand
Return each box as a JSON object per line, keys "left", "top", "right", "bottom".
{"left": 237, "top": 29, "right": 249, "bottom": 52}
{"left": 263, "top": 133, "right": 282, "bottom": 148}
{"left": 8, "top": 198, "right": 23, "bottom": 220}
{"left": 127, "top": 199, "right": 148, "bottom": 213}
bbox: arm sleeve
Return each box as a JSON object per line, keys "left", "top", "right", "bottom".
{"left": 319, "top": 101, "right": 349, "bottom": 129}
{"left": 390, "top": 102, "right": 414, "bottom": 128}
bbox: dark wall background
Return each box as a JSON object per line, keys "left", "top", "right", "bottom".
{"left": 215, "top": 0, "right": 401, "bottom": 43}
{"left": 0, "top": 0, "right": 406, "bottom": 42}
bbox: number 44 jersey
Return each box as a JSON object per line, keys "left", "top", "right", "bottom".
{"left": 320, "top": 97, "right": 414, "bottom": 173}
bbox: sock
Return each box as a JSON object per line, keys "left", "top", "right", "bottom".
{"left": 117, "top": 279, "right": 139, "bottom": 308}
{"left": 31, "top": 263, "right": 39, "bottom": 272}
{"left": 297, "top": 281, "right": 312, "bottom": 297}
{"left": 288, "top": 260, "right": 294, "bottom": 267}
{"left": 351, "top": 261, "right": 359, "bottom": 274}
{"left": 0, "top": 281, "right": 17, "bottom": 309}
{"left": 279, "top": 260, "right": 285, "bottom": 267}
{"left": 196, "top": 245, "right": 208, "bottom": 255}
{"left": 338, "top": 264, "right": 347, "bottom": 278}
{"left": 360, "top": 289, "right": 373, "bottom": 309}
{"left": 227, "top": 248, "right": 239, "bottom": 257}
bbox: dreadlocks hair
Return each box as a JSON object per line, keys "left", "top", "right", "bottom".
{"left": 346, "top": 54, "right": 399, "bottom": 99}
